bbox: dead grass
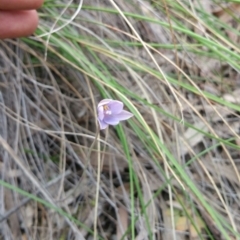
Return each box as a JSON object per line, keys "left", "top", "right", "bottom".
{"left": 1, "top": 0, "right": 240, "bottom": 239}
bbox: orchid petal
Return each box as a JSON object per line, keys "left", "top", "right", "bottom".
{"left": 97, "top": 105, "right": 104, "bottom": 120}
{"left": 108, "top": 100, "right": 124, "bottom": 114}
{"left": 98, "top": 99, "right": 112, "bottom": 108}
{"left": 103, "top": 115, "right": 120, "bottom": 125}
{"left": 98, "top": 118, "right": 108, "bottom": 130}
{"left": 116, "top": 110, "right": 133, "bottom": 121}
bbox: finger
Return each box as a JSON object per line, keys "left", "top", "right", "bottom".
{"left": 0, "top": 10, "right": 38, "bottom": 39}
{"left": 0, "top": 0, "right": 44, "bottom": 10}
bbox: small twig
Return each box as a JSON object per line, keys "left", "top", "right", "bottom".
{"left": 93, "top": 129, "right": 101, "bottom": 240}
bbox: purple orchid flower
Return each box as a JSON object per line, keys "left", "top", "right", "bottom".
{"left": 97, "top": 99, "right": 133, "bottom": 130}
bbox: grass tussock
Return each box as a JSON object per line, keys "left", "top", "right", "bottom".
{"left": 1, "top": 0, "right": 240, "bottom": 239}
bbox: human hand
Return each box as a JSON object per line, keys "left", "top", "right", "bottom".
{"left": 0, "top": 0, "right": 44, "bottom": 39}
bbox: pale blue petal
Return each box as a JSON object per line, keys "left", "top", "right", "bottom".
{"left": 98, "top": 106, "right": 104, "bottom": 120}
{"left": 104, "top": 115, "right": 120, "bottom": 125}
{"left": 108, "top": 100, "right": 123, "bottom": 114}
{"left": 98, "top": 119, "right": 108, "bottom": 130}
{"left": 98, "top": 99, "right": 112, "bottom": 108}
{"left": 116, "top": 110, "right": 133, "bottom": 121}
